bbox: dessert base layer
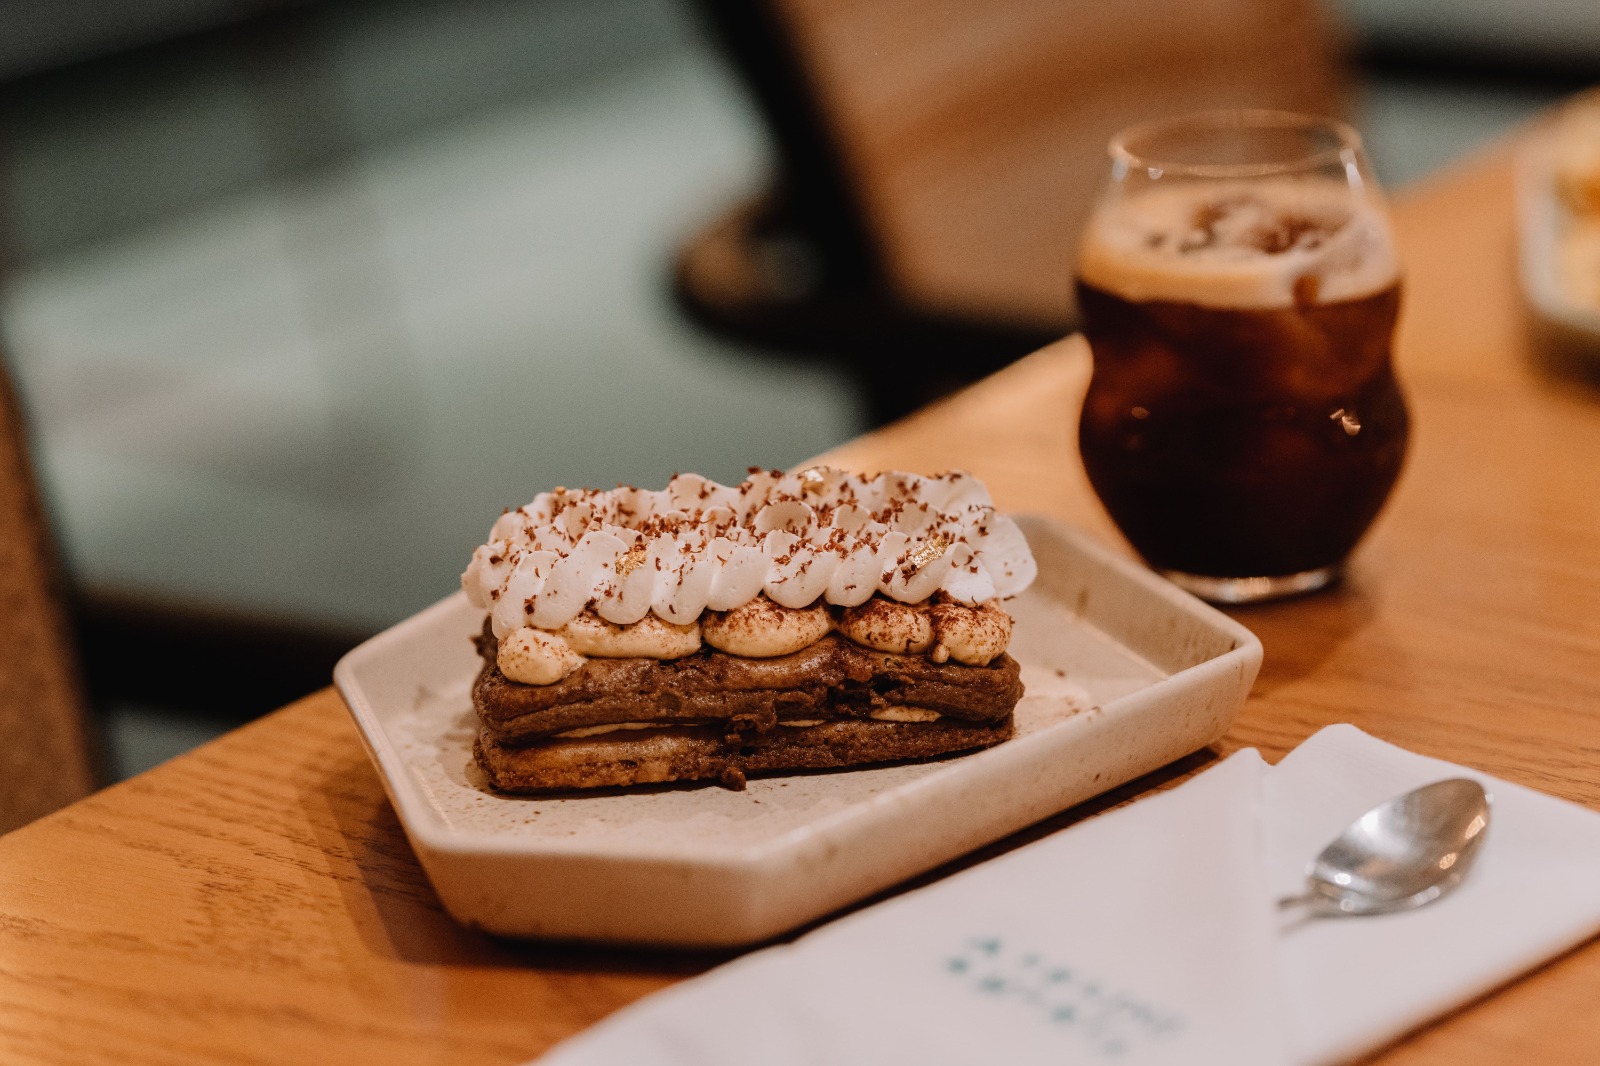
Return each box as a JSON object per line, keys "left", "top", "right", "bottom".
{"left": 472, "top": 716, "right": 1014, "bottom": 793}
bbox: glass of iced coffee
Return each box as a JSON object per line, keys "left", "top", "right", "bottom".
{"left": 1076, "top": 110, "right": 1408, "bottom": 604}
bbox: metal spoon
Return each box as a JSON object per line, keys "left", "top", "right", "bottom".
{"left": 1279, "top": 778, "right": 1491, "bottom": 917}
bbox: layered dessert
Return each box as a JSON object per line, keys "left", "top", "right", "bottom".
{"left": 460, "top": 467, "right": 1036, "bottom": 792}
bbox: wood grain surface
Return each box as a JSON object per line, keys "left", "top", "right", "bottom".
{"left": 4, "top": 140, "right": 1600, "bottom": 1065}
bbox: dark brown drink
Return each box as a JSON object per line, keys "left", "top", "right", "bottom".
{"left": 1077, "top": 280, "right": 1408, "bottom": 579}
{"left": 1075, "top": 163, "right": 1409, "bottom": 599}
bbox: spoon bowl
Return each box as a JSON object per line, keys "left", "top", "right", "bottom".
{"left": 1283, "top": 778, "right": 1491, "bottom": 917}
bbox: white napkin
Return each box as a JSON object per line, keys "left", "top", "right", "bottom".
{"left": 1266, "top": 725, "right": 1600, "bottom": 1064}
{"left": 533, "top": 726, "right": 1600, "bottom": 1066}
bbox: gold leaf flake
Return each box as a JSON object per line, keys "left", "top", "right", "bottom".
{"left": 905, "top": 532, "right": 952, "bottom": 572}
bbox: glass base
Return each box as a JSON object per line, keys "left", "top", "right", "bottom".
{"left": 1160, "top": 565, "right": 1341, "bottom": 605}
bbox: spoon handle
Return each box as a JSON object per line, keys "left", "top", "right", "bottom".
{"left": 1278, "top": 890, "right": 1355, "bottom": 919}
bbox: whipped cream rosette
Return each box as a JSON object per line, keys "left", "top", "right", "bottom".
{"left": 461, "top": 467, "right": 1037, "bottom": 641}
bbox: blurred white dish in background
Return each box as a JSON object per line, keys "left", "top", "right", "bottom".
{"left": 1518, "top": 89, "right": 1600, "bottom": 357}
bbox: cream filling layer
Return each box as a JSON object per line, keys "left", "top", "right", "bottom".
{"left": 869, "top": 706, "right": 942, "bottom": 722}
{"left": 551, "top": 707, "right": 944, "bottom": 739}
{"left": 497, "top": 628, "right": 586, "bottom": 686}
{"left": 554, "top": 722, "right": 662, "bottom": 739}
{"left": 494, "top": 596, "right": 1013, "bottom": 686}
{"left": 702, "top": 599, "right": 832, "bottom": 657}
{"left": 558, "top": 612, "right": 701, "bottom": 659}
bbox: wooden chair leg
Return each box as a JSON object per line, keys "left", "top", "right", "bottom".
{"left": 0, "top": 364, "right": 96, "bottom": 833}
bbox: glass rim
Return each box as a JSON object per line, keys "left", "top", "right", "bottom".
{"left": 1108, "top": 109, "right": 1366, "bottom": 179}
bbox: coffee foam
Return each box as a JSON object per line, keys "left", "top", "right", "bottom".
{"left": 1077, "top": 178, "right": 1400, "bottom": 309}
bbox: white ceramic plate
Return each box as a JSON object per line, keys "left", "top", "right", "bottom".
{"left": 334, "top": 516, "right": 1261, "bottom": 947}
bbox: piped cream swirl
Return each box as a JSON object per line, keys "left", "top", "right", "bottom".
{"left": 462, "top": 468, "right": 1037, "bottom": 639}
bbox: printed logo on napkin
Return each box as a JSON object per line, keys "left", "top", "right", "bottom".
{"left": 945, "top": 935, "right": 1186, "bottom": 1059}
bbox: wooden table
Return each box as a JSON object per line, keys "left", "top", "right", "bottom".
{"left": 5, "top": 139, "right": 1600, "bottom": 1066}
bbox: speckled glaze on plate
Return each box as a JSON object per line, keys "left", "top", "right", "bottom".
{"left": 334, "top": 516, "right": 1261, "bottom": 947}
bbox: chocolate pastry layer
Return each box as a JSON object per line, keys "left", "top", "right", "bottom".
{"left": 474, "top": 716, "right": 1014, "bottom": 794}
{"left": 472, "top": 621, "right": 1024, "bottom": 744}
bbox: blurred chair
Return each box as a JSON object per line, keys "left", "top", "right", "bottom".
{"left": 679, "top": 0, "right": 1346, "bottom": 420}
{"left": 0, "top": 358, "right": 95, "bottom": 834}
